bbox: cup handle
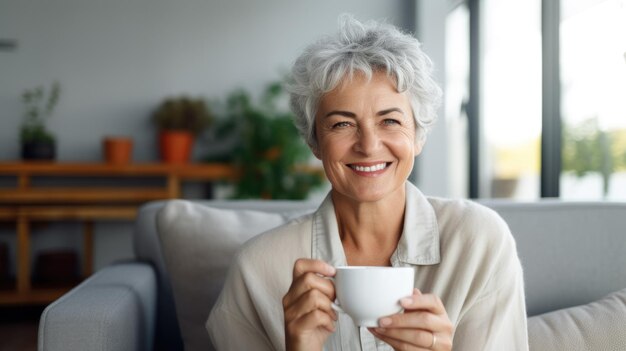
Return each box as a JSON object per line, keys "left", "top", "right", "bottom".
{"left": 328, "top": 275, "right": 344, "bottom": 313}
{"left": 331, "top": 300, "right": 344, "bottom": 313}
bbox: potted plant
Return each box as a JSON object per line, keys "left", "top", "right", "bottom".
{"left": 206, "top": 82, "right": 324, "bottom": 199}
{"left": 152, "top": 96, "right": 213, "bottom": 164}
{"left": 21, "top": 82, "right": 61, "bottom": 160}
{"left": 102, "top": 136, "right": 134, "bottom": 165}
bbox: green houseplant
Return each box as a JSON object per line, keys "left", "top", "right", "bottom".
{"left": 207, "top": 82, "right": 324, "bottom": 199}
{"left": 21, "top": 82, "right": 61, "bottom": 160}
{"left": 152, "top": 96, "right": 213, "bottom": 164}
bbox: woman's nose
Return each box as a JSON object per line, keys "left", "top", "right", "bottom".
{"left": 353, "top": 126, "right": 381, "bottom": 155}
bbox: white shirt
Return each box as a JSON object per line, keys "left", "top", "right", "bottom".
{"left": 207, "top": 182, "right": 529, "bottom": 350}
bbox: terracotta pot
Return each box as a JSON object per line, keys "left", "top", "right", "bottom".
{"left": 159, "top": 131, "right": 194, "bottom": 164}
{"left": 103, "top": 137, "right": 133, "bottom": 165}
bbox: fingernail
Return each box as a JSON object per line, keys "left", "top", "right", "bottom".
{"left": 379, "top": 318, "right": 391, "bottom": 327}
{"left": 328, "top": 266, "right": 336, "bottom": 275}
{"left": 414, "top": 288, "right": 422, "bottom": 295}
{"left": 401, "top": 297, "right": 413, "bottom": 305}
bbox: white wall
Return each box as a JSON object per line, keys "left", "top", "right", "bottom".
{"left": 0, "top": 0, "right": 415, "bottom": 161}
{"left": 0, "top": 0, "right": 422, "bottom": 271}
{"left": 415, "top": 0, "right": 450, "bottom": 197}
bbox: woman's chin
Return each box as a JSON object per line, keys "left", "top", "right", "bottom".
{"left": 333, "top": 186, "right": 398, "bottom": 204}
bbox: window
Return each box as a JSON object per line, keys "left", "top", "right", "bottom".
{"left": 449, "top": 0, "right": 626, "bottom": 199}
{"left": 480, "top": 0, "right": 542, "bottom": 199}
{"left": 445, "top": 3, "right": 471, "bottom": 198}
{"left": 560, "top": 0, "right": 626, "bottom": 199}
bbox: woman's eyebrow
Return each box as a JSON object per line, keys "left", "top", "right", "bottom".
{"left": 377, "top": 107, "right": 404, "bottom": 116}
{"left": 324, "top": 110, "right": 356, "bottom": 118}
{"left": 324, "top": 108, "right": 404, "bottom": 118}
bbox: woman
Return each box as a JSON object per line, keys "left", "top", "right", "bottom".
{"left": 207, "top": 15, "right": 528, "bottom": 351}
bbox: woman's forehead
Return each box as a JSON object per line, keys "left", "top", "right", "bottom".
{"left": 319, "top": 73, "right": 408, "bottom": 110}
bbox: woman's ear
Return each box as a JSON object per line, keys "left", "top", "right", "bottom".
{"left": 413, "top": 138, "right": 424, "bottom": 156}
{"left": 311, "top": 145, "right": 321, "bottom": 160}
{"left": 310, "top": 126, "right": 321, "bottom": 159}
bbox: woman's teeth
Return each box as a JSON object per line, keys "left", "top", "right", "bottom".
{"left": 351, "top": 163, "right": 387, "bottom": 172}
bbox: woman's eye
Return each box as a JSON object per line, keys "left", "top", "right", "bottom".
{"left": 332, "top": 121, "right": 352, "bottom": 128}
{"left": 382, "top": 119, "right": 400, "bottom": 126}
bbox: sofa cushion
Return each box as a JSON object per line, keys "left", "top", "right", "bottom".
{"left": 527, "top": 288, "right": 626, "bottom": 351}
{"left": 156, "top": 200, "right": 312, "bottom": 351}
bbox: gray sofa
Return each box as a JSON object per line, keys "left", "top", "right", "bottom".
{"left": 38, "top": 199, "right": 626, "bottom": 351}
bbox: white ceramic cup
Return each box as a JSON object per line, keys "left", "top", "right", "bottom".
{"left": 332, "top": 266, "right": 415, "bottom": 327}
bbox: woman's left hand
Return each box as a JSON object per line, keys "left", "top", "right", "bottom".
{"left": 369, "top": 289, "right": 453, "bottom": 350}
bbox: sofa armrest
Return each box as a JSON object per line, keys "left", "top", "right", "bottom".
{"left": 38, "top": 262, "right": 157, "bottom": 351}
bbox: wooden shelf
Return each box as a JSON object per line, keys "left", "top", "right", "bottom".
{"left": 0, "top": 206, "right": 137, "bottom": 221}
{"left": 0, "top": 162, "right": 237, "bottom": 179}
{"left": 0, "top": 287, "right": 75, "bottom": 305}
{"left": 0, "top": 188, "right": 170, "bottom": 204}
{"left": 0, "top": 161, "right": 237, "bottom": 306}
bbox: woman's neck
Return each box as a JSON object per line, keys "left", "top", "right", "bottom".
{"left": 332, "top": 187, "right": 406, "bottom": 266}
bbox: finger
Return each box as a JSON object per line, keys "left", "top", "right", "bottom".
{"left": 400, "top": 293, "right": 446, "bottom": 315}
{"left": 284, "top": 288, "right": 338, "bottom": 323}
{"left": 373, "top": 328, "right": 453, "bottom": 351}
{"left": 284, "top": 259, "right": 336, "bottom": 308}
{"left": 283, "top": 271, "right": 336, "bottom": 307}
{"left": 369, "top": 329, "right": 424, "bottom": 351}
{"left": 295, "top": 271, "right": 336, "bottom": 298}
{"left": 286, "top": 309, "right": 337, "bottom": 335}
{"left": 378, "top": 310, "right": 450, "bottom": 333}
{"left": 292, "top": 258, "right": 336, "bottom": 279}
{"left": 370, "top": 327, "right": 435, "bottom": 349}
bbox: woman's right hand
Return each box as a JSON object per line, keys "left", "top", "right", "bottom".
{"left": 283, "top": 258, "right": 338, "bottom": 351}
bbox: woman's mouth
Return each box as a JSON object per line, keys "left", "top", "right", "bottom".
{"left": 348, "top": 162, "right": 391, "bottom": 174}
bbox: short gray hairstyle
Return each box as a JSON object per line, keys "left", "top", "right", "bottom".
{"left": 287, "top": 14, "right": 442, "bottom": 151}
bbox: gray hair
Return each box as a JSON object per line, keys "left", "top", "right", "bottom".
{"left": 287, "top": 14, "right": 442, "bottom": 151}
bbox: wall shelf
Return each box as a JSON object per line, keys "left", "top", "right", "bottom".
{"left": 0, "top": 162, "right": 236, "bottom": 305}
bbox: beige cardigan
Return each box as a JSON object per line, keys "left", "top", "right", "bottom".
{"left": 207, "top": 183, "right": 529, "bottom": 350}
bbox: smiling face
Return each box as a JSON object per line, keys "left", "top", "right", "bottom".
{"left": 313, "top": 70, "right": 422, "bottom": 204}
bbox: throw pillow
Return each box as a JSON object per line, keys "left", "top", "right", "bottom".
{"left": 156, "top": 200, "right": 313, "bottom": 351}
{"left": 528, "top": 288, "right": 626, "bottom": 351}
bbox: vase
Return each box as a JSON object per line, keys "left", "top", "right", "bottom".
{"left": 159, "top": 131, "right": 194, "bottom": 164}
{"left": 103, "top": 137, "right": 133, "bottom": 165}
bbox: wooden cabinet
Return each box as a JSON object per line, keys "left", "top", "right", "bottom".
{"left": 0, "top": 162, "right": 236, "bottom": 305}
